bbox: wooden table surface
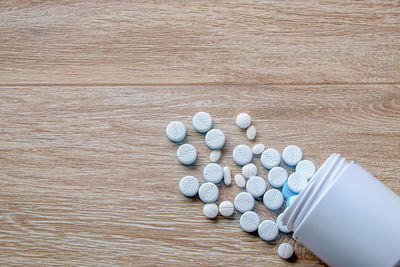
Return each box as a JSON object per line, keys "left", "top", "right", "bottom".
{"left": 1, "top": 1, "right": 399, "bottom": 266}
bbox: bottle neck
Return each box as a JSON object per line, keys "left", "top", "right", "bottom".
{"left": 282, "top": 153, "right": 351, "bottom": 232}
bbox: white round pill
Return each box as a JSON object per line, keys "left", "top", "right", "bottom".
{"left": 240, "top": 211, "right": 260, "bottom": 232}
{"left": 234, "top": 174, "right": 246, "bottom": 188}
{"left": 234, "top": 192, "right": 255, "bottom": 213}
{"left": 179, "top": 176, "right": 200, "bottom": 197}
{"left": 192, "top": 112, "right": 212, "bottom": 133}
{"left": 287, "top": 195, "right": 298, "bottom": 207}
{"left": 276, "top": 213, "right": 292, "bottom": 234}
{"left": 223, "top": 166, "right": 232, "bottom": 185}
{"left": 278, "top": 243, "right": 294, "bottom": 259}
{"left": 236, "top": 113, "right": 252, "bottom": 129}
{"left": 166, "top": 121, "right": 186, "bottom": 143}
{"left": 261, "top": 148, "right": 281, "bottom": 169}
{"left": 209, "top": 150, "right": 221, "bottom": 163}
{"left": 258, "top": 220, "right": 279, "bottom": 241}
{"left": 246, "top": 176, "right": 267, "bottom": 199}
{"left": 268, "top": 167, "right": 288, "bottom": 188}
{"left": 246, "top": 125, "right": 256, "bottom": 140}
{"left": 176, "top": 144, "right": 197, "bottom": 165}
{"left": 252, "top": 143, "right": 265, "bottom": 157}
{"left": 232, "top": 145, "right": 253, "bottom": 166}
{"left": 199, "top": 182, "right": 219, "bottom": 203}
{"left": 296, "top": 160, "right": 316, "bottom": 180}
{"left": 263, "top": 189, "right": 284, "bottom": 210}
{"left": 205, "top": 129, "right": 225, "bottom": 150}
{"left": 287, "top": 173, "right": 308, "bottom": 193}
{"left": 242, "top": 163, "right": 257, "bottom": 179}
{"left": 282, "top": 145, "right": 303, "bottom": 167}
{"left": 203, "top": 163, "right": 223, "bottom": 184}
{"left": 219, "top": 201, "right": 234, "bottom": 217}
{"left": 203, "top": 203, "right": 218, "bottom": 219}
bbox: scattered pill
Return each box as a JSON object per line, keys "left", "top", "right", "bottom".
{"left": 236, "top": 113, "right": 251, "bottom": 129}
{"left": 258, "top": 220, "right": 279, "bottom": 241}
{"left": 246, "top": 176, "right": 267, "bottom": 199}
{"left": 203, "top": 203, "right": 219, "bottom": 219}
{"left": 205, "top": 129, "right": 225, "bottom": 150}
{"left": 234, "top": 192, "right": 255, "bottom": 213}
{"left": 282, "top": 182, "right": 298, "bottom": 200}
{"left": 203, "top": 163, "right": 224, "bottom": 184}
{"left": 252, "top": 143, "right": 265, "bottom": 157}
{"left": 282, "top": 145, "right": 303, "bottom": 167}
{"left": 277, "top": 213, "right": 292, "bottom": 234}
{"left": 287, "top": 173, "right": 308, "bottom": 193}
{"left": 192, "top": 112, "right": 212, "bottom": 133}
{"left": 242, "top": 163, "right": 257, "bottom": 179}
{"left": 278, "top": 243, "right": 294, "bottom": 259}
{"left": 296, "top": 159, "right": 316, "bottom": 180}
{"left": 246, "top": 125, "right": 256, "bottom": 140}
{"left": 166, "top": 121, "right": 186, "bottom": 143}
{"left": 263, "top": 189, "right": 284, "bottom": 210}
{"left": 268, "top": 166, "right": 288, "bottom": 188}
{"left": 261, "top": 148, "right": 281, "bottom": 169}
{"left": 209, "top": 150, "right": 221, "bottom": 162}
{"left": 234, "top": 174, "right": 246, "bottom": 188}
{"left": 240, "top": 211, "right": 260, "bottom": 232}
{"left": 199, "top": 182, "right": 219, "bottom": 203}
{"left": 223, "top": 166, "right": 232, "bottom": 185}
{"left": 179, "top": 176, "right": 200, "bottom": 197}
{"left": 219, "top": 201, "right": 234, "bottom": 217}
{"left": 177, "top": 144, "right": 197, "bottom": 165}
{"left": 232, "top": 144, "right": 253, "bottom": 166}
{"left": 287, "top": 195, "right": 298, "bottom": 207}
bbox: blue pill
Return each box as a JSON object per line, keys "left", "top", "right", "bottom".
{"left": 282, "top": 182, "right": 298, "bottom": 200}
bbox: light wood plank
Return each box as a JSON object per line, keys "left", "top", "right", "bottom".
{"left": 0, "top": 85, "right": 399, "bottom": 266}
{"left": 0, "top": 1, "right": 399, "bottom": 85}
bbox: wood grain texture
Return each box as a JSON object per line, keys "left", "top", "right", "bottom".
{"left": 0, "top": 85, "right": 399, "bottom": 266}
{"left": 0, "top": 0, "right": 400, "bottom": 85}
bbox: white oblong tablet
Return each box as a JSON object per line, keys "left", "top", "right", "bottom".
{"left": 234, "top": 192, "right": 255, "bottom": 213}
{"left": 236, "top": 113, "right": 251, "bottom": 129}
{"left": 209, "top": 150, "right": 221, "bottom": 163}
{"left": 199, "top": 182, "right": 219, "bottom": 203}
{"left": 205, "top": 129, "right": 225, "bottom": 150}
{"left": 246, "top": 176, "right": 267, "bottom": 199}
{"left": 276, "top": 213, "right": 292, "bottom": 234}
{"left": 242, "top": 163, "right": 257, "bottom": 179}
{"left": 287, "top": 195, "right": 298, "bottom": 207}
{"left": 246, "top": 125, "right": 256, "bottom": 140}
{"left": 203, "top": 203, "right": 218, "bottom": 219}
{"left": 240, "top": 211, "right": 260, "bottom": 232}
{"left": 232, "top": 145, "right": 253, "bottom": 166}
{"left": 192, "top": 112, "right": 212, "bottom": 133}
{"left": 258, "top": 220, "right": 279, "bottom": 241}
{"left": 263, "top": 189, "right": 284, "bottom": 210}
{"left": 261, "top": 148, "right": 281, "bottom": 169}
{"left": 223, "top": 166, "right": 232, "bottom": 185}
{"left": 234, "top": 174, "right": 246, "bottom": 188}
{"left": 268, "top": 167, "right": 288, "bottom": 188}
{"left": 278, "top": 243, "right": 294, "bottom": 259}
{"left": 282, "top": 145, "right": 303, "bottom": 167}
{"left": 252, "top": 143, "right": 265, "bottom": 157}
{"left": 179, "top": 176, "right": 200, "bottom": 197}
{"left": 219, "top": 201, "right": 234, "bottom": 217}
{"left": 176, "top": 144, "right": 197, "bottom": 165}
{"left": 296, "top": 160, "right": 316, "bottom": 180}
{"left": 166, "top": 121, "right": 186, "bottom": 143}
{"left": 287, "top": 173, "right": 308, "bottom": 193}
{"left": 203, "top": 163, "right": 223, "bottom": 184}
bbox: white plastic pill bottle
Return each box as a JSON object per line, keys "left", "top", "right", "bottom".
{"left": 282, "top": 153, "right": 400, "bottom": 267}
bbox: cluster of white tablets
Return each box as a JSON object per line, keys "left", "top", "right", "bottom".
{"left": 167, "top": 112, "right": 318, "bottom": 261}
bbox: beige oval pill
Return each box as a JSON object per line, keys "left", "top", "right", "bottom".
{"left": 278, "top": 243, "right": 294, "bottom": 259}
{"left": 246, "top": 126, "right": 256, "bottom": 140}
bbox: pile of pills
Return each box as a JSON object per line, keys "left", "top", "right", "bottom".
{"left": 166, "top": 112, "right": 317, "bottom": 261}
